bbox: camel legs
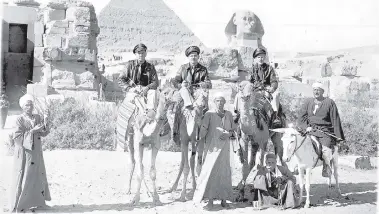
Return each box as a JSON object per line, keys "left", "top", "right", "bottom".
{"left": 271, "top": 132, "right": 287, "bottom": 167}
{"left": 179, "top": 138, "right": 190, "bottom": 201}
{"left": 189, "top": 139, "right": 197, "bottom": 193}
{"left": 298, "top": 166, "right": 304, "bottom": 206}
{"left": 131, "top": 135, "right": 144, "bottom": 205}
{"left": 236, "top": 135, "right": 249, "bottom": 202}
{"left": 332, "top": 156, "right": 342, "bottom": 196}
{"left": 150, "top": 143, "right": 162, "bottom": 205}
{"left": 126, "top": 134, "right": 135, "bottom": 194}
{"left": 304, "top": 168, "right": 312, "bottom": 208}
{"left": 196, "top": 138, "right": 205, "bottom": 176}
{"left": 170, "top": 147, "right": 184, "bottom": 193}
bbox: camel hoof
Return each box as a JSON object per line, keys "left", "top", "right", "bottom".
{"left": 131, "top": 195, "right": 140, "bottom": 205}
{"left": 179, "top": 192, "right": 187, "bottom": 202}
{"left": 126, "top": 189, "right": 131, "bottom": 195}
{"left": 153, "top": 196, "right": 162, "bottom": 206}
{"left": 304, "top": 202, "right": 310, "bottom": 208}
{"left": 170, "top": 184, "right": 178, "bottom": 193}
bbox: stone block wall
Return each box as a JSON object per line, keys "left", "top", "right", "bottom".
{"left": 31, "top": 0, "right": 100, "bottom": 97}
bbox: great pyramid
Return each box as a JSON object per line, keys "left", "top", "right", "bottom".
{"left": 97, "top": 0, "right": 204, "bottom": 54}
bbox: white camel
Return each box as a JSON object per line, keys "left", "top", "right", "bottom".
{"left": 272, "top": 127, "right": 342, "bottom": 208}
{"left": 167, "top": 87, "right": 209, "bottom": 201}
{"left": 116, "top": 87, "right": 176, "bottom": 205}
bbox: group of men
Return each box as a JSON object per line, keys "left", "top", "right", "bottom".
{"left": 117, "top": 43, "right": 345, "bottom": 208}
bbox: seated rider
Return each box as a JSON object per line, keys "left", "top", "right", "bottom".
{"left": 234, "top": 48, "right": 283, "bottom": 128}
{"left": 117, "top": 43, "right": 159, "bottom": 111}
{"left": 297, "top": 82, "right": 345, "bottom": 177}
{"left": 173, "top": 46, "right": 212, "bottom": 110}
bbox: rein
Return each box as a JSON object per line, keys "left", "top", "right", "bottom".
{"left": 288, "top": 134, "right": 322, "bottom": 169}
{"left": 287, "top": 134, "right": 307, "bottom": 162}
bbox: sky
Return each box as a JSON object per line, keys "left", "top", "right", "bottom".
{"left": 34, "top": 0, "right": 379, "bottom": 52}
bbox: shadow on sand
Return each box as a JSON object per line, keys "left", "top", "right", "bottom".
{"left": 31, "top": 182, "right": 376, "bottom": 213}
{"left": 40, "top": 201, "right": 171, "bottom": 213}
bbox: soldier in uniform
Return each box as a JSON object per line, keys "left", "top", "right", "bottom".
{"left": 234, "top": 48, "right": 284, "bottom": 128}
{"left": 173, "top": 46, "right": 212, "bottom": 110}
{"left": 117, "top": 43, "right": 159, "bottom": 110}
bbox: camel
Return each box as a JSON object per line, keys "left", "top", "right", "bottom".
{"left": 167, "top": 87, "right": 209, "bottom": 201}
{"left": 234, "top": 81, "right": 271, "bottom": 201}
{"left": 272, "top": 127, "right": 341, "bottom": 208}
{"left": 115, "top": 87, "right": 176, "bottom": 205}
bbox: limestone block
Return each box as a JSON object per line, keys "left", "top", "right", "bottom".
{"left": 44, "top": 9, "right": 65, "bottom": 23}
{"left": 43, "top": 35, "right": 62, "bottom": 48}
{"left": 51, "top": 69, "right": 76, "bottom": 89}
{"left": 46, "top": 26, "right": 66, "bottom": 34}
{"left": 47, "top": 0, "right": 95, "bottom": 10}
{"left": 329, "top": 76, "right": 371, "bottom": 100}
{"left": 34, "top": 22, "right": 44, "bottom": 34}
{"left": 41, "top": 64, "right": 53, "bottom": 86}
{"left": 64, "top": 34, "right": 90, "bottom": 48}
{"left": 48, "top": 20, "right": 69, "bottom": 28}
{"left": 34, "top": 33, "right": 43, "bottom": 47}
{"left": 42, "top": 47, "right": 62, "bottom": 61}
{"left": 13, "top": 0, "right": 40, "bottom": 7}
{"left": 34, "top": 56, "right": 45, "bottom": 67}
{"left": 301, "top": 77, "right": 330, "bottom": 97}
{"left": 27, "top": 84, "right": 49, "bottom": 97}
{"left": 77, "top": 71, "right": 95, "bottom": 89}
{"left": 32, "top": 66, "right": 44, "bottom": 83}
{"left": 66, "top": 7, "right": 90, "bottom": 24}
{"left": 75, "top": 25, "right": 90, "bottom": 33}
{"left": 355, "top": 156, "right": 373, "bottom": 170}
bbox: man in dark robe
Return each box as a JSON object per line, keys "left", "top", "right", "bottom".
{"left": 249, "top": 153, "right": 298, "bottom": 209}
{"left": 297, "top": 82, "right": 345, "bottom": 177}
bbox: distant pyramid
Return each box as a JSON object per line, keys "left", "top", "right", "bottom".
{"left": 97, "top": 0, "right": 204, "bottom": 54}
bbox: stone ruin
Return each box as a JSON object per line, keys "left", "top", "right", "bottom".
{"left": 28, "top": 0, "right": 101, "bottom": 100}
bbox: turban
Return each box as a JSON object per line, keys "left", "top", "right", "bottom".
{"left": 265, "top": 153, "right": 276, "bottom": 161}
{"left": 253, "top": 48, "right": 266, "bottom": 58}
{"left": 185, "top": 46, "right": 200, "bottom": 57}
{"left": 132, "top": 43, "right": 147, "bottom": 54}
{"left": 312, "top": 82, "right": 325, "bottom": 91}
{"left": 213, "top": 92, "right": 226, "bottom": 101}
{"left": 19, "top": 94, "right": 34, "bottom": 108}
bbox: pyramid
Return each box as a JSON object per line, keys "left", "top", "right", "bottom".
{"left": 97, "top": 0, "right": 204, "bottom": 54}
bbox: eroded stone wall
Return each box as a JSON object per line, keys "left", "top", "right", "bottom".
{"left": 31, "top": 0, "right": 100, "bottom": 98}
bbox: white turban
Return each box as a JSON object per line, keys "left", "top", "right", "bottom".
{"left": 19, "top": 94, "right": 34, "bottom": 108}
{"left": 312, "top": 82, "right": 325, "bottom": 91}
{"left": 213, "top": 92, "right": 226, "bottom": 101}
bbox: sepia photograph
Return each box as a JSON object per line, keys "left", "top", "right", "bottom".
{"left": 0, "top": 0, "right": 378, "bottom": 213}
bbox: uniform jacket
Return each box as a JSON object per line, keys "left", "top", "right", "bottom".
{"left": 248, "top": 63, "right": 278, "bottom": 92}
{"left": 117, "top": 59, "right": 159, "bottom": 91}
{"left": 173, "top": 63, "right": 212, "bottom": 89}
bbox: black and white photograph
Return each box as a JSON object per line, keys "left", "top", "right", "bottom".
{"left": 0, "top": 0, "right": 378, "bottom": 213}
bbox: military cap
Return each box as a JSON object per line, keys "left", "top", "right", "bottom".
{"left": 253, "top": 48, "right": 267, "bottom": 58}
{"left": 185, "top": 46, "right": 200, "bottom": 57}
{"left": 133, "top": 43, "right": 147, "bottom": 54}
